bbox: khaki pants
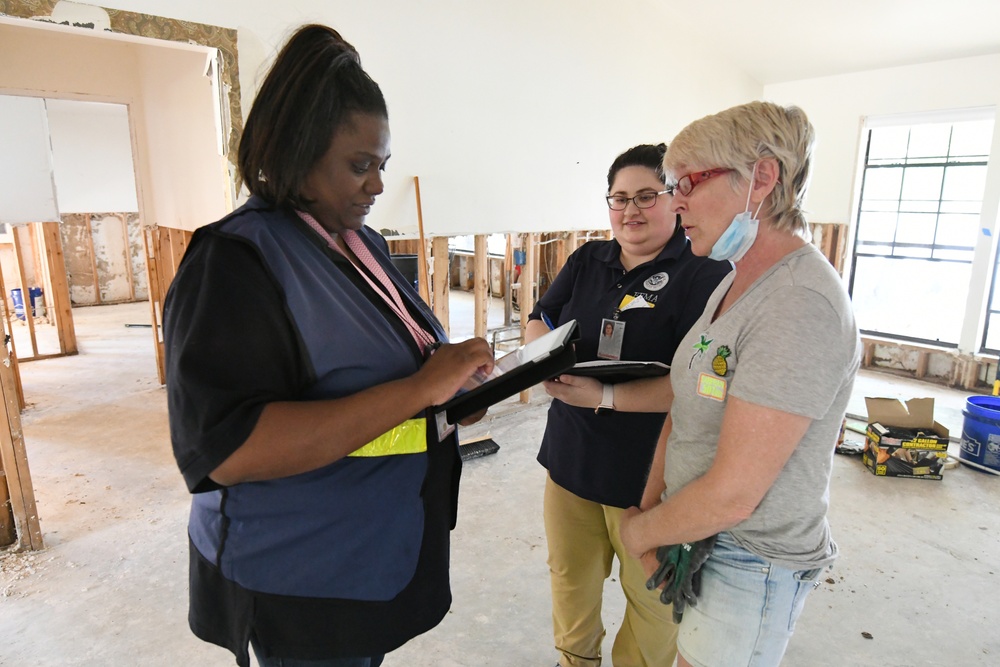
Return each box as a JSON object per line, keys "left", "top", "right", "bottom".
{"left": 544, "top": 476, "right": 678, "bottom": 667}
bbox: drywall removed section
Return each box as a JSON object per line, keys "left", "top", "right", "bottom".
{"left": 60, "top": 213, "right": 146, "bottom": 305}
{"left": 46, "top": 99, "right": 138, "bottom": 214}
{"left": 0, "top": 95, "right": 59, "bottom": 224}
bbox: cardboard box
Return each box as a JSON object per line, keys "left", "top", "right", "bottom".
{"left": 862, "top": 397, "right": 950, "bottom": 480}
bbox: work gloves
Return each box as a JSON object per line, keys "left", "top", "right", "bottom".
{"left": 645, "top": 534, "right": 718, "bottom": 623}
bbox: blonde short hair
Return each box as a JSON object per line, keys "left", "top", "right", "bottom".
{"left": 664, "top": 101, "right": 814, "bottom": 236}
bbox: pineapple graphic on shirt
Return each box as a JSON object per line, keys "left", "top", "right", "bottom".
{"left": 711, "top": 346, "right": 731, "bottom": 376}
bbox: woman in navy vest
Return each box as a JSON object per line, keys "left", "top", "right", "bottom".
{"left": 164, "top": 25, "right": 493, "bottom": 667}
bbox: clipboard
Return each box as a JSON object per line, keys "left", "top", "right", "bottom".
{"left": 435, "top": 319, "right": 579, "bottom": 427}
{"left": 563, "top": 360, "right": 670, "bottom": 384}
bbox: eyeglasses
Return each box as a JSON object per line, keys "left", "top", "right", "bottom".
{"left": 668, "top": 168, "right": 733, "bottom": 196}
{"left": 605, "top": 190, "right": 671, "bottom": 211}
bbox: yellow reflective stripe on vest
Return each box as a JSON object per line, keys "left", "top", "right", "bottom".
{"left": 347, "top": 418, "right": 428, "bottom": 457}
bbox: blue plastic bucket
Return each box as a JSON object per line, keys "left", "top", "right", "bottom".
{"left": 10, "top": 288, "right": 24, "bottom": 321}
{"left": 28, "top": 286, "right": 42, "bottom": 315}
{"left": 10, "top": 287, "right": 43, "bottom": 320}
{"left": 959, "top": 396, "right": 1000, "bottom": 475}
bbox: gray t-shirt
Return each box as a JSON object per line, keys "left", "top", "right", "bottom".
{"left": 665, "top": 244, "right": 861, "bottom": 571}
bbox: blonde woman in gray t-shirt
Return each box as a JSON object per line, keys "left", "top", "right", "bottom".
{"left": 549, "top": 102, "right": 861, "bottom": 666}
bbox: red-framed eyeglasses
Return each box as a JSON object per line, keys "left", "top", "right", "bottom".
{"left": 669, "top": 168, "right": 733, "bottom": 196}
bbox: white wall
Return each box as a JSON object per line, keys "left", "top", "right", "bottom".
{"left": 93, "top": 0, "right": 761, "bottom": 235}
{"left": 134, "top": 43, "right": 231, "bottom": 230}
{"left": 46, "top": 99, "right": 139, "bottom": 214}
{"left": 0, "top": 95, "right": 60, "bottom": 224}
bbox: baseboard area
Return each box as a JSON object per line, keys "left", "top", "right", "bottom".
{"left": 861, "top": 336, "right": 998, "bottom": 392}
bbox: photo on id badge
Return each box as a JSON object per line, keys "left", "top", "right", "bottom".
{"left": 597, "top": 318, "right": 624, "bottom": 360}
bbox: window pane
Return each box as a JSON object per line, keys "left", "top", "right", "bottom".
{"left": 940, "top": 199, "right": 984, "bottom": 214}
{"left": 907, "top": 125, "right": 952, "bottom": 159}
{"left": 853, "top": 256, "right": 970, "bottom": 344}
{"left": 895, "top": 212, "right": 936, "bottom": 245}
{"left": 901, "top": 166, "right": 943, "bottom": 200}
{"left": 450, "top": 235, "right": 474, "bottom": 252}
{"left": 942, "top": 165, "right": 988, "bottom": 201}
{"left": 950, "top": 120, "right": 994, "bottom": 157}
{"left": 935, "top": 213, "right": 979, "bottom": 247}
{"left": 868, "top": 127, "right": 909, "bottom": 160}
{"left": 862, "top": 167, "right": 903, "bottom": 200}
{"left": 856, "top": 211, "right": 897, "bottom": 243}
{"left": 992, "top": 263, "right": 1000, "bottom": 309}
{"left": 984, "top": 313, "right": 1000, "bottom": 353}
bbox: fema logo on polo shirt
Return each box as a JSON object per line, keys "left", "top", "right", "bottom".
{"left": 643, "top": 272, "right": 669, "bottom": 291}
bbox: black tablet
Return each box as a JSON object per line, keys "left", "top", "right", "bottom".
{"left": 435, "top": 319, "right": 579, "bottom": 425}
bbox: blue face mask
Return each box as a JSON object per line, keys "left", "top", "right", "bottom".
{"left": 709, "top": 211, "right": 758, "bottom": 262}
{"left": 709, "top": 162, "right": 763, "bottom": 262}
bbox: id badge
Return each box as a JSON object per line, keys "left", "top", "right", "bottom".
{"left": 597, "top": 318, "right": 625, "bottom": 360}
{"left": 434, "top": 410, "right": 456, "bottom": 441}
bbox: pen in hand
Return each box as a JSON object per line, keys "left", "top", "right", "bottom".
{"left": 540, "top": 312, "right": 555, "bottom": 330}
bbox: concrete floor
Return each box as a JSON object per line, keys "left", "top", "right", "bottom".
{"left": 1, "top": 300, "right": 999, "bottom": 666}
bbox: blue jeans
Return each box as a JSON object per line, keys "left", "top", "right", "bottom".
{"left": 251, "top": 641, "right": 384, "bottom": 667}
{"left": 677, "top": 532, "right": 824, "bottom": 667}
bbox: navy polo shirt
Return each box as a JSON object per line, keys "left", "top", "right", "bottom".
{"left": 530, "top": 227, "right": 731, "bottom": 508}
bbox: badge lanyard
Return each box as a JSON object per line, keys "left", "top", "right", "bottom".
{"left": 296, "top": 210, "right": 436, "bottom": 355}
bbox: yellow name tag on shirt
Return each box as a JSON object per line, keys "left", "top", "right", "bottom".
{"left": 619, "top": 294, "right": 654, "bottom": 311}
{"left": 697, "top": 373, "right": 727, "bottom": 401}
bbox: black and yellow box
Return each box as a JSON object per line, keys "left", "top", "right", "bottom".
{"left": 862, "top": 397, "right": 950, "bottom": 481}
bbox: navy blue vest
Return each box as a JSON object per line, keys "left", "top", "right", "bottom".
{"left": 188, "top": 199, "right": 448, "bottom": 600}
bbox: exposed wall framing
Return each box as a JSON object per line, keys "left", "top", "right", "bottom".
{"left": 0, "top": 314, "right": 42, "bottom": 551}
{"left": 861, "top": 336, "right": 997, "bottom": 392}
{"left": 431, "top": 236, "right": 450, "bottom": 336}
{"left": 143, "top": 225, "right": 192, "bottom": 385}
{"left": 0, "top": 222, "right": 78, "bottom": 370}
{"left": 808, "top": 222, "right": 849, "bottom": 275}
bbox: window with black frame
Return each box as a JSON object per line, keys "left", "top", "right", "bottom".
{"left": 849, "top": 115, "right": 995, "bottom": 348}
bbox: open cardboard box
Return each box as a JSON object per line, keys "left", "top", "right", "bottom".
{"left": 862, "top": 397, "right": 950, "bottom": 480}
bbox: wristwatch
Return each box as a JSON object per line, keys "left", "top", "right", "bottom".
{"left": 595, "top": 383, "right": 615, "bottom": 415}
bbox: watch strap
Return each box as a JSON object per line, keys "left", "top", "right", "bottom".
{"left": 595, "top": 383, "right": 615, "bottom": 414}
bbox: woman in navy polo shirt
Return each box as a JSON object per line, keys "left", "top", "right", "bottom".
{"left": 526, "top": 144, "right": 731, "bottom": 667}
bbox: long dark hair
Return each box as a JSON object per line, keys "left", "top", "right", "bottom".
{"left": 237, "top": 24, "right": 388, "bottom": 208}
